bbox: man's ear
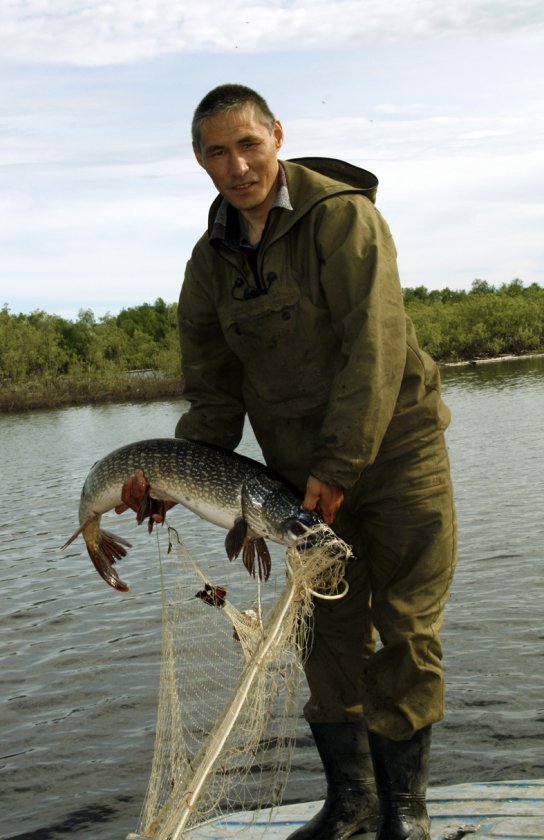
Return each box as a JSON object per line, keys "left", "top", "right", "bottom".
{"left": 273, "top": 120, "right": 284, "bottom": 151}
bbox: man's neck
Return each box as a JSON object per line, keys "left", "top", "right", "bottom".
{"left": 239, "top": 211, "right": 267, "bottom": 246}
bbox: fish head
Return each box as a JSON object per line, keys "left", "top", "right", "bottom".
{"left": 277, "top": 508, "right": 324, "bottom": 544}
{"left": 241, "top": 473, "right": 304, "bottom": 544}
{"left": 241, "top": 474, "right": 347, "bottom": 554}
{"left": 276, "top": 507, "right": 353, "bottom": 560}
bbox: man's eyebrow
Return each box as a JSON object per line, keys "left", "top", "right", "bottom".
{"left": 236, "top": 133, "right": 262, "bottom": 144}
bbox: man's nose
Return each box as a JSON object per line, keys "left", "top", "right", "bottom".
{"left": 230, "top": 153, "right": 249, "bottom": 177}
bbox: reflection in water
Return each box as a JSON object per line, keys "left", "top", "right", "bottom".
{"left": 1, "top": 359, "right": 543, "bottom": 839}
{"left": 441, "top": 353, "right": 544, "bottom": 392}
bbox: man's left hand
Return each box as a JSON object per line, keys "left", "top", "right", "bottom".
{"left": 302, "top": 475, "right": 345, "bottom": 525}
{"left": 115, "top": 469, "right": 176, "bottom": 527}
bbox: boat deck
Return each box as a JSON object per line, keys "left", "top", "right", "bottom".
{"left": 180, "top": 780, "right": 544, "bottom": 839}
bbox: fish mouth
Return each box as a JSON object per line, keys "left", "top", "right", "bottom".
{"left": 280, "top": 510, "right": 354, "bottom": 560}
{"left": 280, "top": 510, "right": 325, "bottom": 546}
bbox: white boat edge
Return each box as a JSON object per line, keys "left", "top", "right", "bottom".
{"left": 126, "top": 778, "right": 544, "bottom": 839}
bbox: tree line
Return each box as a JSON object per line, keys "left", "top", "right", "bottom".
{"left": 0, "top": 297, "right": 181, "bottom": 409}
{"left": 1, "top": 280, "right": 543, "bottom": 409}
{"left": 0, "top": 297, "right": 180, "bottom": 382}
{"left": 403, "top": 279, "right": 544, "bottom": 361}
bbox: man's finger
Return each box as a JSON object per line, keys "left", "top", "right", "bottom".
{"left": 302, "top": 487, "right": 320, "bottom": 511}
{"left": 303, "top": 475, "right": 344, "bottom": 525}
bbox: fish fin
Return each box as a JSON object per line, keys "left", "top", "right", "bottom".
{"left": 90, "top": 529, "right": 131, "bottom": 592}
{"left": 242, "top": 541, "right": 256, "bottom": 576}
{"left": 134, "top": 488, "right": 170, "bottom": 535}
{"left": 101, "top": 529, "right": 132, "bottom": 557}
{"left": 254, "top": 538, "right": 272, "bottom": 582}
{"left": 225, "top": 517, "right": 248, "bottom": 560}
{"left": 62, "top": 516, "right": 130, "bottom": 592}
{"left": 146, "top": 499, "right": 170, "bottom": 534}
{"left": 136, "top": 486, "right": 153, "bottom": 526}
{"left": 227, "top": 522, "right": 272, "bottom": 581}
{"left": 61, "top": 516, "right": 95, "bottom": 550}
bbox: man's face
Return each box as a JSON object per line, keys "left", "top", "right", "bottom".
{"left": 194, "top": 105, "right": 283, "bottom": 218}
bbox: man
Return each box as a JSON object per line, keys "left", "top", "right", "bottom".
{"left": 123, "top": 84, "right": 457, "bottom": 839}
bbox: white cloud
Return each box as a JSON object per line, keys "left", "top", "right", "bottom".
{"left": 1, "top": 0, "right": 543, "bottom": 65}
{"left": 375, "top": 150, "right": 544, "bottom": 289}
{"left": 285, "top": 107, "right": 543, "bottom": 163}
{"left": 1, "top": 3, "right": 542, "bottom": 317}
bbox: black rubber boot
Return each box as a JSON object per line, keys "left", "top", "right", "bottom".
{"left": 368, "top": 725, "right": 432, "bottom": 840}
{"left": 286, "top": 721, "right": 379, "bottom": 839}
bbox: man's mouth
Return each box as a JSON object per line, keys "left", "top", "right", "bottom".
{"left": 230, "top": 181, "right": 257, "bottom": 191}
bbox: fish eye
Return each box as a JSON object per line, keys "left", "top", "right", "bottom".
{"left": 297, "top": 510, "right": 321, "bottom": 529}
{"left": 287, "top": 520, "right": 306, "bottom": 539}
{"left": 280, "top": 517, "right": 305, "bottom": 541}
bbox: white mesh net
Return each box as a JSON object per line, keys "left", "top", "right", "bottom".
{"left": 129, "top": 524, "right": 350, "bottom": 840}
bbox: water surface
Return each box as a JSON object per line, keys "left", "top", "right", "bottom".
{"left": 1, "top": 357, "right": 543, "bottom": 839}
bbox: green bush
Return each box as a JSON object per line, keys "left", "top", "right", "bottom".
{"left": 1, "top": 280, "right": 543, "bottom": 410}
{"left": 404, "top": 280, "right": 544, "bottom": 361}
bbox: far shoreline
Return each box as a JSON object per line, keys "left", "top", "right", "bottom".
{"left": 441, "top": 351, "right": 544, "bottom": 368}
{"left": 1, "top": 353, "right": 543, "bottom": 414}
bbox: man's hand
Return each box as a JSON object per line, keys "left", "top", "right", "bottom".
{"left": 302, "top": 475, "right": 345, "bottom": 525}
{"left": 114, "top": 469, "right": 148, "bottom": 516}
{"left": 115, "top": 469, "right": 176, "bottom": 527}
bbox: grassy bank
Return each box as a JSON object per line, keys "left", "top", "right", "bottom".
{"left": 4, "top": 354, "right": 543, "bottom": 413}
{"left": 0, "top": 372, "right": 183, "bottom": 412}
{"left": 1, "top": 281, "right": 543, "bottom": 412}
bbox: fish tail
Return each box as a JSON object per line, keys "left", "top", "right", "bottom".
{"left": 89, "top": 528, "right": 131, "bottom": 592}
{"left": 63, "top": 516, "right": 131, "bottom": 592}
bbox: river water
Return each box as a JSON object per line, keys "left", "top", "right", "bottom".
{"left": 1, "top": 357, "right": 543, "bottom": 839}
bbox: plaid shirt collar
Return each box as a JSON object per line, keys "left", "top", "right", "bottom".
{"left": 209, "top": 163, "right": 293, "bottom": 248}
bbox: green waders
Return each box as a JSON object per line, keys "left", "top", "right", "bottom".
{"left": 303, "top": 436, "right": 457, "bottom": 738}
{"left": 295, "top": 436, "right": 456, "bottom": 838}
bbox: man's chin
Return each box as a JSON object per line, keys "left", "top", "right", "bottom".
{"left": 229, "top": 195, "right": 262, "bottom": 212}
{"left": 227, "top": 184, "right": 262, "bottom": 206}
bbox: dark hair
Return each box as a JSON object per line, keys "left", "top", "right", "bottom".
{"left": 192, "top": 84, "right": 276, "bottom": 149}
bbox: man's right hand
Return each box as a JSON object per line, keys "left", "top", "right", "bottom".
{"left": 302, "top": 474, "right": 345, "bottom": 525}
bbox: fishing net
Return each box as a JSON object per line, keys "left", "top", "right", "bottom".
{"left": 127, "top": 524, "right": 350, "bottom": 840}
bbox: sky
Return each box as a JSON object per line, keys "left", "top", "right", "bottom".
{"left": 1, "top": 0, "right": 543, "bottom": 320}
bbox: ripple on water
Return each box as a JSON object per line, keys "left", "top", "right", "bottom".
{"left": 1, "top": 374, "right": 544, "bottom": 837}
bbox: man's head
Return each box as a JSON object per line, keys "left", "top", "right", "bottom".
{"left": 191, "top": 84, "right": 276, "bottom": 151}
{"left": 191, "top": 84, "right": 283, "bottom": 222}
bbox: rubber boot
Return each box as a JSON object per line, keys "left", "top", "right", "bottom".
{"left": 368, "top": 725, "right": 432, "bottom": 840}
{"left": 286, "top": 721, "right": 379, "bottom": 839}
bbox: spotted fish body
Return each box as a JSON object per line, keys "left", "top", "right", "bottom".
{"left": 65, "top": 437, "right": 342, "bottom": 592}
{"left": 78, "top": 438, "right": 272, "bottom": 532}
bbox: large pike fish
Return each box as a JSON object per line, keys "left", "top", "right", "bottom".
{"left": 63, "top": 438, "right": 350, "bottom": 592}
